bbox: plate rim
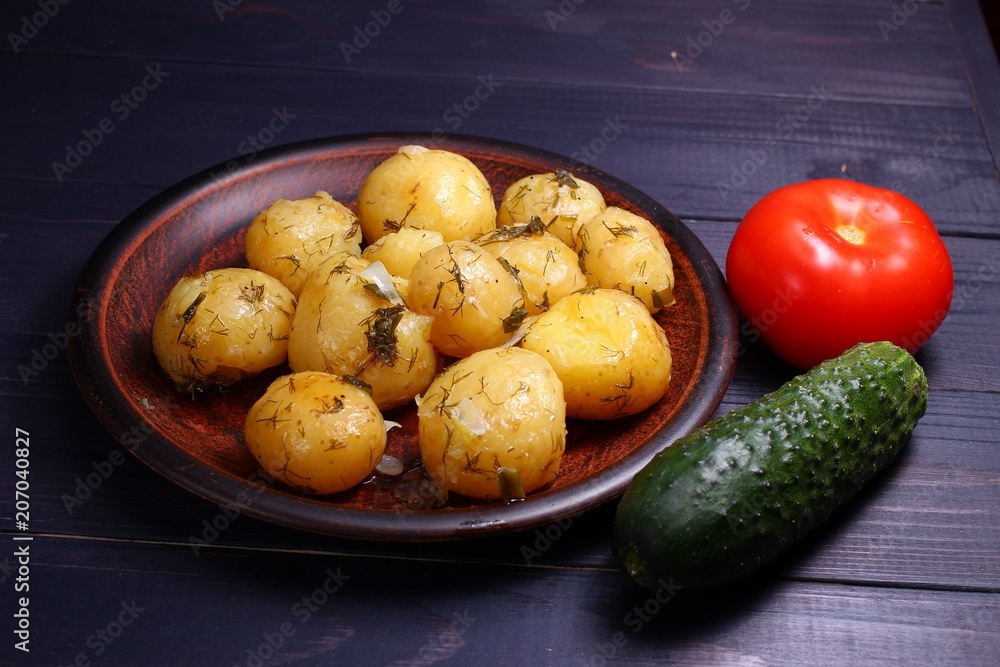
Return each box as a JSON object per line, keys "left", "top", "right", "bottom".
{"left": 68, "top": 131, "right": 738, "bottom": 542}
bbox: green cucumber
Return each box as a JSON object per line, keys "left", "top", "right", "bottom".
{"left": 613, "top": 341, "right": 928, "bottom": 590}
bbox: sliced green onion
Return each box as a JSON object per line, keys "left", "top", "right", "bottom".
{"left": 497, "top": 467, "right": 526, "bottom": 504}
{"left": 398, "top": 145, "right": 429, "bottom": 156}
{"left": 359, "top": 261, "right": 404, "bottom": 304}
{"left": 453, "top": 398, "right": 488, "bottom": 436}
{"left": 501, "top": 314, "right": 537, "bottom": 348}
{"left": 652, "top": 286, "right": 675, "bottom": 310}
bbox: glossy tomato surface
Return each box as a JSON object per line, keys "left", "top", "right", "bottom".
{"left": 725, "top": 179, "right": 953, "bottom": 369}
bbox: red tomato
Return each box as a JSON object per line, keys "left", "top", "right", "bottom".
{"left": 725, "top": 179, "right": 953, "bottom": 369}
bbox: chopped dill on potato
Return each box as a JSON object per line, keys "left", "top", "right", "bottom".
{"left": 363, "top": 304, "right": 406, "bottom": 366}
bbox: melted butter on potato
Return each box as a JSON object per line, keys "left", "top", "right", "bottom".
{"left": 496, "top": 171, "right": 606, "bottom": 248}
{"left": 357, "top": 146, "right": 496, "bottom": 244}
{"left": 288, "top": 252, "right": 438, "bottom": 411}
{"left": 417, "top": 347, "right": 566, "bottom": 500}
{"left": 406, "top": 240, "right": 526, "bottom": 358}
{"left": 152, "top": 268, "right": 296, "bottom": 392}
{"left": 245, "top": 371, "right": 386, "bottom": 495}
{"left": 476, "top": 218, "right": 587, "bottom": 314}
{"left": 246, "top": 191, "right": 362, "bottom": 298}
{"left": 577, "top": 206, "right": 675, "bottom": 314}
{"left": 519, "top": 288, "right": 672, "bottom": 420}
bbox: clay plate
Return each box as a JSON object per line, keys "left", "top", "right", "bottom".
{"left": 68, "top": 133, "right": 738, "bottom": 541}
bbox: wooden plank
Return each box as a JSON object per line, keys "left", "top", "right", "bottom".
{"left": 1, "top": 54, "right": 996, "bottom": 229}
{"left": 948, "top": 0, "right": 1000, "bottom": 167}
{"left": 0, "top": 0, "right": 970, "bottom": 108}
{"left": 0, "top": 381, "right": 996, "bottom": 590}
{"left": 3, "top": 535, "right": 997, "bottom": 666}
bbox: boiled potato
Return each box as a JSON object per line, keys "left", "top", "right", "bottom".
{"left": 245, "top": 191, "right": 362, "bottom": 297}
{"left": 357, "top": 145, "right": 496, "bottom": 244}
{"left": 476, "top": 219, "right": 587, "bottom": 314}
{"left": 577, "top": 206, "right": 675, "bottom": 314}
{"left": 152, "top": 268, "right": 296, "bottom": 392}
{"left": 245, "top": 371, "right": 386, "bottom": 495}
{"left": 407, "top": 240, "right": 526, "bottom": 358}
{"left": 418, "top": 347, "right": 566, "bottom": 500}
{"left": 361, "top": 227, "right": 445, "bottom": 280}
{"left": 287, "top": 251, "right": 372, "bottom": 376}
{"left": 287, "top": 252, "right": 438, "bottom": 411}
{"left": 496, "top": 171, "right": 606, "bottom": 248}
{"left": 519, "top": 288, "right": 671, "bottom": 420}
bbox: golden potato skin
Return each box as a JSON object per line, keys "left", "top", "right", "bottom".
{"left": 152, "top": 268, "right": 296, "bottom": 392}
{"left": 287, "top": 252, "right": 374, "bottom": 376}
{"left": 244, "top": 372, "right": 386, "bottom": 495}
{"left": 287, "top": 252, "right": 438, "bottom": 411}
{"left": 418, "top": 347, "right": 566, "bottom": 500}
{"left": 476, "top": 220, "right": 587, "bottom": 314}
{"left": 577, "top": 206, "right": 675, "bottom": 314}
{"left": 406, "top": 240, "right": 526, "bottom": 358}
{"left": 246, "top": 191, "right": 362, "bottom": 298}
{"left": 361, "top": 227, "right": 445, "bottom": 280}
{"left": 496, "top": 171, "right": 606, "bottom": 248}
{"left": 356, "top": 146, "right": 496, "bottom": 244}
{"left": 519, "top": 289, "right": 672, "bottom": 420}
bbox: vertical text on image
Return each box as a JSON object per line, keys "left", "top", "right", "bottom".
{"left": 13, "top": 428, "right": 32, "bottom": 654}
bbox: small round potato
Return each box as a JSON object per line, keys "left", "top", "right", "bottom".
{"left": 287, "top": 252, "right": 373, "bottom": 376}
{"left": 418, "top": 347, "right": 566, "bottom": 500}
{"left": 476, "top": 219, "right": 588, "bottom": 314}
{"left": 496, "top": 171, "right": 606, "bottom": 248}
{"left": 357, "top": 145, "right": 496, "bottom": 244}
{"left": 245, "top": 371, "right": 386, "bottom": 495}
{"left": 519, "top": 288, "right": 672, "bottom": 420}
{"left": 288, "top": 252, "right": 438, "bottom": 411}
{"left": 245, "top": 191, "right": 362, "bottom": 297}
{"left": 406, "top": 240, "right": 526, "bottom": 358}
{"left": 361, "top": 227, "right": 445, "bottom": 280}
{"left": 577, "top": 206, "right": 676, "bottom": 314}
{"left": 152, "top": 268, "right": 296, "bottom": 392}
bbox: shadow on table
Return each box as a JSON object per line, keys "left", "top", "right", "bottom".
{"left": 981, "top": 1, "right": 1000, "bottom": 58}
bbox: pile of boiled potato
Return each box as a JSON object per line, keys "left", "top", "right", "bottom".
{"left": 151, "top": 145, "right": 675, "bottom": 503}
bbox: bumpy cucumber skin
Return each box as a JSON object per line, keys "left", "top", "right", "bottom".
{"left": 613, "top": 341, "right": 928, "bottom": 590}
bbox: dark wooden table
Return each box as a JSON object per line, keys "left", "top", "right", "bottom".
{"left": 2, "top": 1, "right": 998, "bottom": 665}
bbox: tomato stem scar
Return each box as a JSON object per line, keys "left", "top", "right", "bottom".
{"left": 835, "top": 225, "right": 865, "bottom": 245}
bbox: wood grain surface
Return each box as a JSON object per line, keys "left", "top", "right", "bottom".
{"left": 0, "top": 0, "right": 997, "bottom": 665}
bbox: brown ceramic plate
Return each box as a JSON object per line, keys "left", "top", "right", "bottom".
{"left": 68, "top": 133, "right": 737, "bottom": 541}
